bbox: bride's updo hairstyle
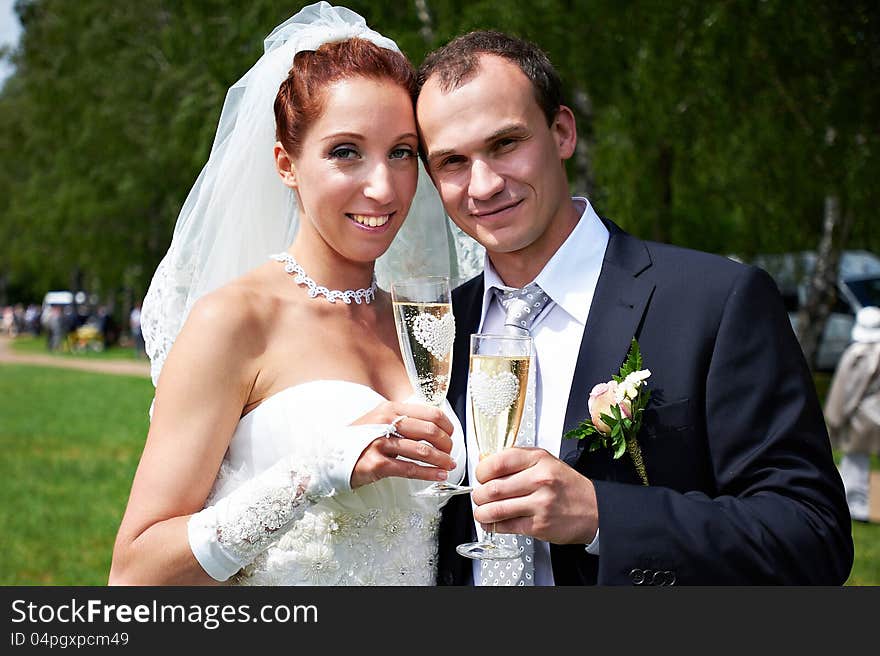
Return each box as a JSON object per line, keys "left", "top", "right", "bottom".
{"left": 274, "top": 38, "right": 417, "bottom": 158}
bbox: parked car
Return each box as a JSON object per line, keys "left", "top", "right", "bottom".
{"left": 40, "top": 290, "right": 75, "bottom": 326}
{"left": 751, "top": 250, "right": 880, "bottom": 371}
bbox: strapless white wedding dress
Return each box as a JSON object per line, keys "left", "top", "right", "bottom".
{"left": 200, "top": 380, "right": 466, "bottom": 586}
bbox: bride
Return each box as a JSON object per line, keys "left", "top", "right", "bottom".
{"left": 109, "top": 3, "right": 468, "bottom": 585}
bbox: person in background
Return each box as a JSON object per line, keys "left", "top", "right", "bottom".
{"left": 25, "top": 304, "right": 41, "bottom": 335}
{"left": 1, "top": 306, "right": 14, "bottom": 336}
{"left": 46, "top": 306, "right": 64, "bottom": 352}
{"left": 825, "top": 306, "right": 880, "bottom": 523}
{"left": 130, "top": 302, "right": 145, "bottom": 357}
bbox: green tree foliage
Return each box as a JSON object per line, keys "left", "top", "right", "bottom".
{"left": 571, "top": 0, "right": 879, "bottom": 259}
{"left": 0, "top": 0, "right": 286, "bottom": 305}
{"left": 1, "top": 0, "right": 877, "bottom": 319}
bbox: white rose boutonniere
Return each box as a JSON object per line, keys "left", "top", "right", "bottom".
{"left": 564, "top": 338, "right": 651, "bottom": 486}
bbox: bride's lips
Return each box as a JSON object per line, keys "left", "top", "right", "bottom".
{"left": 470, "top": 199, "right": 523, "bottom": 220}
{"left": 346, "top": 212, "right": 394, "bottom": 233}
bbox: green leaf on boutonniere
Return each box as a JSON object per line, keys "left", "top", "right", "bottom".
{"left": 563, "top": 419, "right": 598, "bottom": 442}
{"left": 619, "top": 338, "right": 642, "bottom": 379}
{"left": 562, "top": 338, "right": 651, "bottom": 485}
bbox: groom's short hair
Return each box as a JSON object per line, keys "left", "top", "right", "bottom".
{"left": 416, "top": 30, "right": 563, "bottom": 126}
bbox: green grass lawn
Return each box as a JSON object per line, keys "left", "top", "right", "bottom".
{"left": 848, "top": 521, "right": 880, "bottom": 585}
{"left": 0, "top": 364, "right": 153, "bottom": 584}
{"left": 817, "top": 370, "right": 880, "bottom": 584}
{"left": 10, "top": 334, "right": 147, "bottom": 362}
{"left": 0, "top": 362, "right": 877, "bottom": 585}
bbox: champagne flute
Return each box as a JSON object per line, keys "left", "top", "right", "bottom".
{"left": 391, "top": 276, "right": 472, "bottom": 497}
{"left": 456, "top": 333, "right": 532, "bottom": 560}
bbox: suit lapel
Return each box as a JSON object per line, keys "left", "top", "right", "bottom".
{"left": 450, "top": 275, "right": 484, "bottom": 426}
{"left": 559, "top": 220, "right": 655, "bottom": 466}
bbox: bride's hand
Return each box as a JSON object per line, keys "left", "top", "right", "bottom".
{"left": 350, "top": 402, "right": 456, "bottom": 489}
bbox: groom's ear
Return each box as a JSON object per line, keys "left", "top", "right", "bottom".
{"left": 274, "top": 142, "right": 298, "bottom": 188}
{"left": 552, "top": 106, "right": 577, "bottom": 161}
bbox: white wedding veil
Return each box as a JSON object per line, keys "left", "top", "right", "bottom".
{"left": 141, "top": 2, "right": 482, "bottom": 388}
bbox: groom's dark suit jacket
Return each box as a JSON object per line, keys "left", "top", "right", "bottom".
{"left": 438, "top": 219, "right": 853, "bottom": 585}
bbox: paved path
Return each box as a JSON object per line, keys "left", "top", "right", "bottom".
{"left": 0, "top": 336, "right": 151, "bottom": 378}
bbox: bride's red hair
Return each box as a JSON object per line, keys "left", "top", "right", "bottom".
{"left": 274, "top": 38, "right": 417, "bottom": 157}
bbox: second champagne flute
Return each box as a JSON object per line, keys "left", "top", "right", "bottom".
{"left": 391, "top": 276, "right": 472, "bottom": 497}
{"left": 456, "top": 333, "right": 532, "bottom": 560}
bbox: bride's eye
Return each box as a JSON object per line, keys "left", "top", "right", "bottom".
{"left": 389, "top": 146, "right": 416, "bottom": 160}
{"left": 329, "top": 145, "right": 359, "bottom": 160}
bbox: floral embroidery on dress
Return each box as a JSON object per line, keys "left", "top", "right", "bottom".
{"left": 236, "top": 505, "right": 441, "bottom": 586}
{"left": 299, "top": 543, "right": 341, "bottom": 584}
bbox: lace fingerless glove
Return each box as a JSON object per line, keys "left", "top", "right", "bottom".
{"left": 187, "top": 423, "right": 390, "bottom": 581}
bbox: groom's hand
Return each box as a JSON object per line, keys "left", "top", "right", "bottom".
{"left": 350, "top": 402, "right": 457, "bottom": 489}
{"left": 471, "top": 448, "right": 598, "bottom": 545}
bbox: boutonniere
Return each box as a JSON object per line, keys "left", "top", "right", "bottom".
{"left": 564, "top": 338, "right": 651, "bottom": 486}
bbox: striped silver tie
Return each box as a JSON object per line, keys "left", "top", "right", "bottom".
{"left": 480, "top": 283, "right": 550, "bottom": 586}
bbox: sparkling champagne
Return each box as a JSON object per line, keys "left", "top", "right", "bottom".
{"left": 469, "top": 354, "right": 530, "bottom": 457}
{"left": 392, "top": 301, "right": 454, "bottom": 406}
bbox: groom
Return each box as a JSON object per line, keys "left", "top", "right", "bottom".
{"left": 415, "top": 30, "right": 853, "bottom": 585}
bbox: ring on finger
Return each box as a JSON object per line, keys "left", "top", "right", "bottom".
{"left": 383, "top": 415, "right": 408, "bottom": 439}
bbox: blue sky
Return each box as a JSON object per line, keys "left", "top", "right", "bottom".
{"left": 0, "top": 0, "right": 23, "bottom": 87}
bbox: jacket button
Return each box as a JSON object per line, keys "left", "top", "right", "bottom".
{"left": 650, "top": 570, "right": 676, "bottom": 586}
{"left": 630, "top": 568, "right": 645, "bottom": 585}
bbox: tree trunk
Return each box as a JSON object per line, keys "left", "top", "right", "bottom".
{"left": 654, "top": 144, "right": 673, "bottom": 244}
{"left": 413, "top": 0, "right": 434, "bottom": 45}
{"left": 795, "top": 194, "right": 845, "bottom": 369}
{"left": 70, "top": 266, "right": 83, "bottom": 294}
{"left": 570, "top": 87, "right": 595, "bottom": 198}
